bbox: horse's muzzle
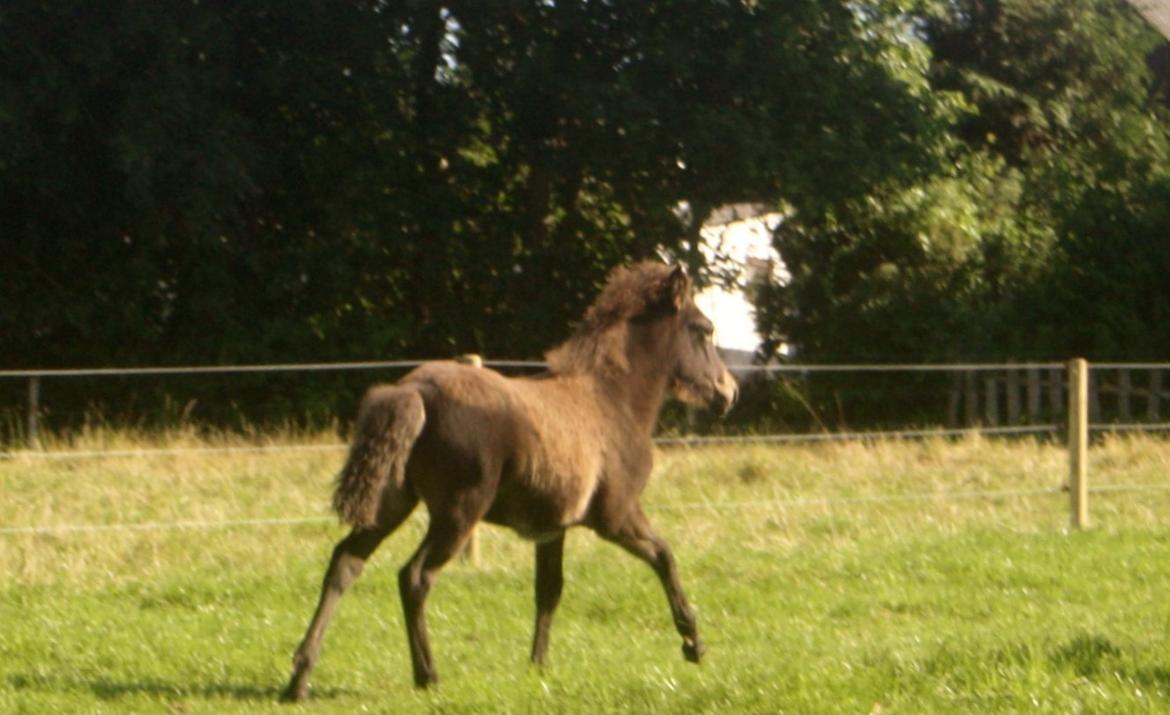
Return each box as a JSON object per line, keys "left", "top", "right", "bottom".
{"left": 710, "top": 370, "right": 738, "bottom": 416}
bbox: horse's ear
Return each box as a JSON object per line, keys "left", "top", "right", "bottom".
{"left": 667, "top": 265, "right": 690, "bottom": 310}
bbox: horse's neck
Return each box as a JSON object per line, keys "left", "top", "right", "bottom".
{"left": 602, "top": 352, "right": 671, "bottom": 435}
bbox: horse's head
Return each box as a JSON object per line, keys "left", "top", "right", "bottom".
{"left": 547, "top": 262, "right": 739, "bottom": 415}
{"left": 647, "top": 266, "right": 739, "bottom": 415}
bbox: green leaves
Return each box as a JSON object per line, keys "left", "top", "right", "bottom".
{"left": 4, "top": 0, "right": 1170, "bottom": 428}
{"left": 759, "top": 0, "right": 1170, "bottom": 364}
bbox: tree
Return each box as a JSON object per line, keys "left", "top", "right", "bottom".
{"left": 756, "top": 0, "right": 1170, "bottom": 364}
{"left": 0, "top": 1, "right": 944, "bottom": 425}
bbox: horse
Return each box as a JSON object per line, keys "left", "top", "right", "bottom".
{"left": 281, "top": 261, "right": 738, "bottom": 701}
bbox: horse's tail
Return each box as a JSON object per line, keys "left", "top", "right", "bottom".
{"left": 332, "top": 385, "right": 425, "bottom": 528}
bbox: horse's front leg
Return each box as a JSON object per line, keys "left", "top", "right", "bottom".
{"left": 597, "top": 506, "right": 704, "bottom": 663}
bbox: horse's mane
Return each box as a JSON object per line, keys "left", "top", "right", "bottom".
{"left": 545, "top": 261, "right": 685, "bottom": 376}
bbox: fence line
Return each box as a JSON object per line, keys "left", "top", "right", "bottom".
{"left": 1089, "top": 423, "right": 1170, "bottom": 432}
{"left": 1, "top": 360, "right": 1078, "bottom": 379}
{"left": 7, "top": 482, "right": 1170, "bottom": 538}
{"left": 655, "top": 424, "right": 1058, "bottom": 447}
{"left": 8, "top": 420, "right": 1170, "bottom": 462}
{"left": 0, "top": 443, "right": 348, "bottom": 461}
{"left": 0, "top": 515, "right": 335, "bottom": 536}
{"left": 0, "top": 425, "right": 1058, "bottom": 462}
{"left": 5, "top": 357, "right": 1170, "bottom": 529}
{"left": 740, "top": 362, "right": 1066, "bottom": 373}
{"left": 7, "top": 359, "right": 1166, "bottom": 440}
{"left": 0, "top": 359, "right": 548, "bottom": 379}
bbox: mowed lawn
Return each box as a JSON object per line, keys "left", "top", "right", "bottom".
{"left": 3, "top": 431, "right": 1170, "bottom": 713}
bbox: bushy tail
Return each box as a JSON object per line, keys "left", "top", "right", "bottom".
{"left": 332, "top": 386, "right": 425, "bottom": 528}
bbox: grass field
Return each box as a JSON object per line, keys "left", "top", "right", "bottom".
{"left": 3, "top": 430, "right": 1170, "bottom": 713}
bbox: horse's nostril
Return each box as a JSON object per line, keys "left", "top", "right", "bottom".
{"left": 719, "top": 372, "right": 739, "bottom": 412}
{"left": 711, "top": 381, "right": 737, "bottom": 416}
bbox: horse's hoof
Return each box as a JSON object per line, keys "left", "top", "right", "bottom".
{"left": 279, "top": 684, "right": 307, "bottom": 703}
{"left": 682, "top": 639, "right": 706, "bottom": 663}
{"left": 413, "top": 673, "right": 439, "bottom": 690}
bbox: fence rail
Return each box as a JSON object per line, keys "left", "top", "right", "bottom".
{"left": 8, "top": 358, "right": 1169, "bottom": 440}
{"left": 2, "top": 359, "right": 1077, "bottom": 379}
{"left": 4, "top": 357, "right": 1170, "bottom": 532}
{"left": 6, "top": 482, "right": 1170, "bottom": 538}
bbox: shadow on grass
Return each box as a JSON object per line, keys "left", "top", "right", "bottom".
{"left": 1131, "top": 665, "right": 1170, "bottom": 694}
{"left": 6, "top": 672, "right": 354, "bottom": 703}
{"left": 1049, "top": 634, "right": 1170, "bottom": 701}
{"left": 1048, "top": 634, "right": 1122, "bottom": 677}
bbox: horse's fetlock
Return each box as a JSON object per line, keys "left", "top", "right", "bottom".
{"left": 291, "top": 650, "right": 312, "bottom": 671}
{"left": 673, "top": 608, "right": 697, "bottom": 634}
{"left": 413, "top": 669, "right": 439, "bottom": 689}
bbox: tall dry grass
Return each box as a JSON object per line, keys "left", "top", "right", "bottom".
{"left": 4, "top": 429, "right": 1169, "bottom": 588}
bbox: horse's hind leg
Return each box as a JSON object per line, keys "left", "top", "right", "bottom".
{"left": 530, "top": 533, "right": 565, "bottom": 666}
{"left": 281, "top": 499, "right": 415, "bottom": 702}
{"left": 398, "top": 512, "right": 477, "bottom": 688}
{"left": 598, "top": 506, "right": 705, "bottom": 664}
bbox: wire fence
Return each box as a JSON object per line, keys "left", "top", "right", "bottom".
{"left": 10, "top": 421, "right": 1170, "bottom": 462}
{"left": 8, "top": 358, "right": 1170, "bottom": 441}
{"left": 2, "top": 359, "right": 1167, "bottom": 439}
{"left": 0, "top": 425, "right": 1059, "bottom": 462}
{"left": 3, "top": 357, "right": 1170, "bottom": 538}
{"left": 6, "top": 483, "right": 1170, "bottom": 538}
{"left": 4, "top": 356, "right": 1169, "bottom": 458}
{"left": 0, "top": 359, "right": 1072, "bottom": 378}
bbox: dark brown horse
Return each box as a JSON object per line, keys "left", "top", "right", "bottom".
{"left": 281, "top": 262, "right": 737, "bottom": 701}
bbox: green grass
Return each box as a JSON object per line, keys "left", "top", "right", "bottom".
{"left": 3, "top": 431, "right": 1170, "bottom": 713}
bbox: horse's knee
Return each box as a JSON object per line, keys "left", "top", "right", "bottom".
{"left": 291, "top": 649, "right": 312, "bottom": 670}
{"left": 398, "top": 563, "right": 434, "bottom": 607}
{"left": 329, "top": 528, "right": 390, "bottom": 591}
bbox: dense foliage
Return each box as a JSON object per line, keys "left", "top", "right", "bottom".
{"left": 759, "top": 0, "right": 1170, "bottom": 363}
{"left": 1, "top": 0, "right": 1168, "bottom": 426}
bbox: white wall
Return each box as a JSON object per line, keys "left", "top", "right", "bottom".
{"left": 691, "top": 210, "right": 787, "bottom": 359}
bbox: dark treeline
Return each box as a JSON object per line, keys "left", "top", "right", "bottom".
{"left": 2, "top": 1, "right": 1169, "bottom": 431}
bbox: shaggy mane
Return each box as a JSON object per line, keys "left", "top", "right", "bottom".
{"left": 545, "top": 261, "right": 684, "bottom": 376}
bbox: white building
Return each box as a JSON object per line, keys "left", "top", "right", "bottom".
{"left": 688, "top": 203, "right": 788, "bottom": 366}
{"left": 1133, "top": 0, "right": 1170, "bottom": 39}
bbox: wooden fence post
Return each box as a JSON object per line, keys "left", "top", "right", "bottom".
{"left": 1048, "top": 367, "right": 1065, "bottom": 419}
{"left": 1006, "top": 366, "right": 1021, "bottom": 424}
{"left": 27, "top": 376, "right": 41, "bottom": 448}
{"left": 456, "top": 353, "right": 483, "bottom": 567}
{"left": 1026, "top": 367, "right": 1042, "bottom": 421}
{"left": 1149, "top": 370, "right": 1163, "bottom": 421}
{"left": 964, "top": 370, "right": 978, "bottom": 425}
{"left": 984, "top": 374, "right": 999, "bottom": 426}
{"left": 1068, "top": 358, "right": 1089, "bottom": 530}
{"left": 946, "top": 373, "right": 961, "bottom": 428}
{"left": 1117, "top": 369, "right": 1132, "bottom": 422}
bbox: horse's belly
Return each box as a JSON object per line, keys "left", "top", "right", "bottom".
{"left": 487, "top": 460, "right": 599, "bottom": 539}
